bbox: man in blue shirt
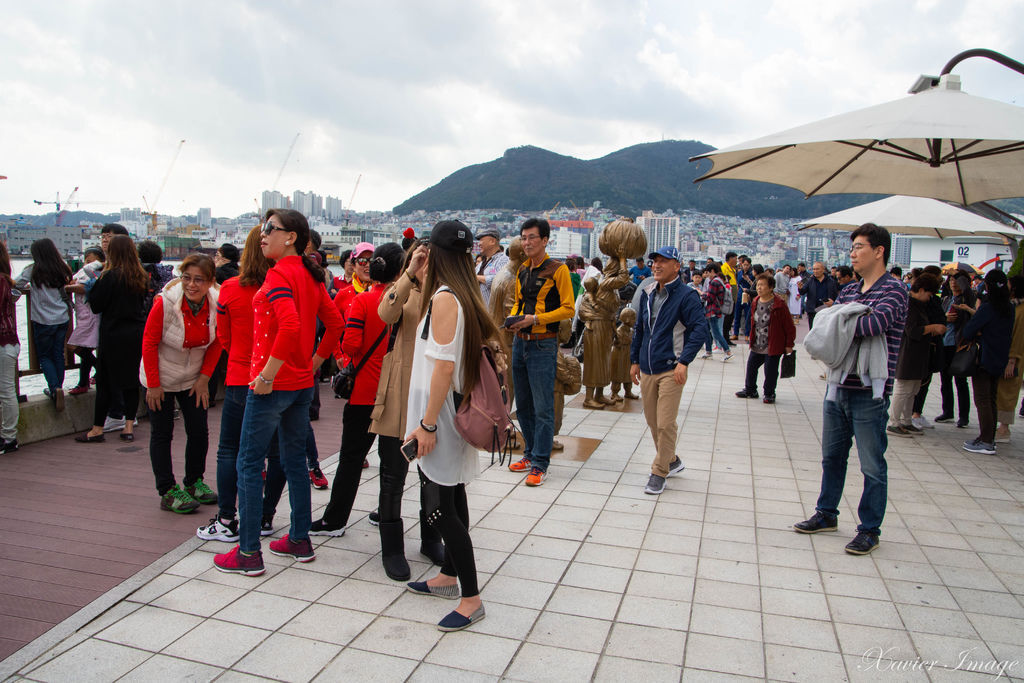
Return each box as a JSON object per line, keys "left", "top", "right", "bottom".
{"left": 629, "top": 257, "right": 651, "bottom": 286}
{"left": 630, "top": 246, "right": 708, "bottom": 495}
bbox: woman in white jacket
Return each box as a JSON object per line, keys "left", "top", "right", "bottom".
{"left": 142, "top": 254, "right": 222, "bottom": 514}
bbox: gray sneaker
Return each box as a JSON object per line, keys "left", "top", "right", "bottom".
{"left": 644, "top": 474, "right": 666, "bottom": 495}
{"left": 667, "top": 458, "right": 685, "bottom": 477}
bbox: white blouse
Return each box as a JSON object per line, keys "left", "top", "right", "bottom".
{"left": 406, "top": 288, "right": 479, "bottom": 486}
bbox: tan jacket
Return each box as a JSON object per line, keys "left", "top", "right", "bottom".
{"left": 370, "top": 273, "right": 422, "bottom": 438}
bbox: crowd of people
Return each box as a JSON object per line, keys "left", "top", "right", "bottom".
{"left": 1, "top": 213, "right": 1022, "bottom": 628}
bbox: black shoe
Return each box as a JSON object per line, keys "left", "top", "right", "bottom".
{"left": 793, "top": 511, "right": 838, "bottom": 534}
{"left": 934, "top": 413, "right": 954, "bottom": 423}
{"left": 845, "top": 531, "right": 880, "bottom": 555}
{"left": 379, "top": 520, "right": 411, "bottom": 581}
{"left": 261, "top": 515, "right": 275, "bottom": 537}
{"left": 735, "top": 389, "right": 758, "bottom": 399}
{"left": 309, "top": 518, "right": 346, "bottom": 537}
{"left": 762, "top": 396, "right": 775, "bottom": 404}
{"left": 956, "top": 419, "right": 969, "bottom": 429}
{"left": 0, "top": 438, "right": 19, "bottom": 454}
{"left": 368, "top": 509, "right": 380, "bottom": 527}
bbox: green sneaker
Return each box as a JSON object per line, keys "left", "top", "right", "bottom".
{"left": 186, "top": 478, "right": 218, "bottom": 505}
{"left": 161, "top": 485, "right": 200, "bottom": 514}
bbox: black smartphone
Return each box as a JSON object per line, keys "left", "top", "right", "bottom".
{"left": 503, "top": 315, "right": 526, "bottom": 329}
{"left": 401, "top": 438, "right": 419, "bottom": 462}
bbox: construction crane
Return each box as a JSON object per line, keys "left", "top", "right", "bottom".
{"left": 142, "top": 139, "right": 186, "bottom": 232}
{"left": 344, "top": 174, "right": 362, "bottom": 226}
{"left": 272, "top": 132, "right": 301, "bottom": 191}
{"left": 543, "top": 201, "right": 561, "bottom": 219}
{"left": 32, "top": 187, "right": 123, "bottom": 226}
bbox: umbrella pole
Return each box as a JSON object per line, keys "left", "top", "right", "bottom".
{"left": 940, "top": 48, "right": 1024, "bottom": 78}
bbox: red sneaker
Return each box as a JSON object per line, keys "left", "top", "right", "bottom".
{"left": 508, "top": 457, "right": 532, "bottom": 473}
{"left": 68, "top": 385, "right": 89, "bottom": 396}
{"left": 213, "top": 546, "right": 265, "bottom": 576}
{"left": 309, "top": 467, "right": 329, "bottom": 490}
{"left": 362, "top": 458, "right": 369, "bottom": 469}
{"left": 525, "top": 467, "right": 547, "bottom": 487}
{"left": 269, "top": 534, "right": 315, "bottom": 562}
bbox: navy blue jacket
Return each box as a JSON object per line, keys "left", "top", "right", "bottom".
{"left": 961, "top": 301, "right": 1013, "bottom": 376}
{"left": 630, "top": 277, "right": 708, "bottom": 375}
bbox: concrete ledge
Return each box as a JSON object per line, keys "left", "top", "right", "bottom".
{"left": 16, "top": 393, "right": 103, "bottom": 444}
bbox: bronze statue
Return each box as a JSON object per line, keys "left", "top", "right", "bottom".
{"left": 552, "top": 319, "right": 581, "bottom": 450}
{"left": 579, "top": 259, "right": 629, "bottom": 408}
{"left": 489, "top": 237, "right": 525, "bottom": 400}
{"left": 609, "top": 307, "right": 637, "bottom": 401}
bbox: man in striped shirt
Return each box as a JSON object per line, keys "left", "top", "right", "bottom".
{"left": 794, "top": 223, "right": 907, "bottom": 556}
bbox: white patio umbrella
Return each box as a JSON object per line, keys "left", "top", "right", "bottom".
{"left": 796, "top": 195, "right": 1024, "bottom": 241}
{"left": 690, "top": 53, "right": 1024, "bottom": 205}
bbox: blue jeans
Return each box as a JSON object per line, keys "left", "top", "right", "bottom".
{"left": 236, "top": 386, "right": 313, "bottom": 552}
{"left": 816, "top": 389, "right": 889, "bottom": 535}
{"left": 35, "top": 322, "right": 68, "bottom": 392}
{"left": 704, "top": 316, "right": 730, "bottom": 353}
{"left": 512, "top": 336, "right": 557, "bottom": 472}
{"left": 216, "top": 385, "right": 286, "bottom": 521}
{"left": 732, "top": 301, "right": 750, "bottom": 336}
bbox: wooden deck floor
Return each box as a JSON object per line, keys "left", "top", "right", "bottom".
{"left": 0, "top": 383, "right": 345, "bottom": 662}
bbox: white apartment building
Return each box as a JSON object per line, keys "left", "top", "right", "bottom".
{"left": 636, "top": 210, "right": 680, "bottom": 252}
{"left": 546, "top": 227, "right": 583, "bottom": 258}
{"left": 197, "top": 207, "right": 212, "bottom": 228}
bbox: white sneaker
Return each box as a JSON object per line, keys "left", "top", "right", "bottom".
{"left": 197, "top": 517, "right": 239, "bottom": 543}
{"left": 912, "top": 416, "right": 934, "bottom": 430}
{"left": 102, "top": 416, "right": 126, "bottom": 433}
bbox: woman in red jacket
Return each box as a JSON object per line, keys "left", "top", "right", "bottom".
{"left": 214, "top": 209, "right": 344, "bottom": 576}
{"left": 140, "top": 253, "right": 222, "bottom": 513}
{"left": 736, "top": 273, "right": 795, "bottom": 404}
{"left": 309, "top": 245, "right": 407, "bottom": 570}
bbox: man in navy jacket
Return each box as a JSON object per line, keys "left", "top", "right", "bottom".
{"left": 630, "top": 246, "right": 708, "bottom": 495}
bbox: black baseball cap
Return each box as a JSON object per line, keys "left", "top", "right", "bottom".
{"left": 429, "top": 220, "right": 474, "bottom": 254}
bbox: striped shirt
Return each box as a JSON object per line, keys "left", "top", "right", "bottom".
{"left": 834, "top": 272, "right": 908, "bottom": 396}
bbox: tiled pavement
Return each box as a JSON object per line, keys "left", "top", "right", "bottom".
{"left": 4, "top": 339, "right": 1024, "bottom": 682}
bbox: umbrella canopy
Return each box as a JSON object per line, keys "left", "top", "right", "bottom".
{"left": 941, "top": 262, "right": 983, "bottom": 276}
{"left": 796, "top": 195, "right": 1024, "bottom": 240}
{"left": 691, "top": 74, "right": 1024, "bottom": 205}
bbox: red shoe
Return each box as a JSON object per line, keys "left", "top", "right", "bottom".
{"left": 362, "top": 458, "right": 369, "bottom": 469}
{"left": 508, "top": 457, "right": 532, "bottom": 472}
{"left": 213, "top": 546, "right": 265, "bottom": 575}
{"left": 262, "top": 469, "right": 266, "bottom": 481}
{"left": 89, "top": 376, "right": 97, "bottom": 386}
{"left": 309, "top": 467, "right": 329, "bottom": 490}
{"left": 68, "top": 385, "right": 89, "bottom": 396}
{"left": 269, "top": 534, "right": 315, "bottom": 562}
{"left": 525, "top": 467, "right": 547, "bottom": 487}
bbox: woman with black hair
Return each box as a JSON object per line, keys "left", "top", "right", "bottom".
{"left": 0, "top": 241, "right": 21, "bottom": 452}
{"left": 213, "top": 209, "right": 344, "bottom": 576}
{"left": 309, "top": 244, "right": 411, "bottom": 573}
{"left": 936, "top": 274, "right": 975, "bottom": 427}
{"left": 16, "top": 239, "right": 72, "bottom": 410}
{"left": 65, "top": 247, "right": 105, "bottom": 395}
{"left": 959, "top": 269, "right": 1014, "bottom": 454}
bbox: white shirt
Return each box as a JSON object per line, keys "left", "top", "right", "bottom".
{"left": 406, "top": 287, "right": 479, "bottom": 486}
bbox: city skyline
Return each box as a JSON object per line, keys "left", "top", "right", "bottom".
{"left": 2, "top": 2, "right": 1023, "bottom": 217}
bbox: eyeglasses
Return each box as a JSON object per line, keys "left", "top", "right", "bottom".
{"left": 180, "top": 275, "right": 208, "bottom": 286}
{"left": 261, "top": 222, "right": 288, "bottom": 236}
{"left": 520, "top": 234, "right": 544, "bottom": 242}
{"left": 850, "top": 243, "right": 876, "bottom": 253}
{"left": 354, "top": 257, "right": 371, "bottom": 266}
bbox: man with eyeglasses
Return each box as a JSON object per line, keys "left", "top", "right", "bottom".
{"left": 794, "top": 223, "right": 907, "bottom": 556}
{"left": 506, "top": 218, "right": 575, "bottom": 487}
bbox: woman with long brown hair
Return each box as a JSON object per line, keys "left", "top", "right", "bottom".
{"left": 403, "top": 220, "right": 505, "bottom": 632}
{"left": 77, "top": 235, "right": 148, "bottom": 442}
{"left": 0, "top": 241, "right": 21, "bottom": 452}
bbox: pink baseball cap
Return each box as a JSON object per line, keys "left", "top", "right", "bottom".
{"left": 353, "top": 242, "right": 374, "bottom": 257}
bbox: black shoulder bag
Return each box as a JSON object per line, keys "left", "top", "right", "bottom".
{"left": 333, "top": 326, "right": 389, "bottom": 399}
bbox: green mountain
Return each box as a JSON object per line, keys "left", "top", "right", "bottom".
{"left": 393, "top": 140, "right": 1024, "bottom": 219}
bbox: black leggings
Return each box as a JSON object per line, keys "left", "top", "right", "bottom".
{"left": 73, "top": 347, "right": 95, "bottom": 388}
{"left": 420, "top": 468, "right": 478, "bottom": 598}
{"left": 321, "top": 403, "right": 376, "bottom": 527}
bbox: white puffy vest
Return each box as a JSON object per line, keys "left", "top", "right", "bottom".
{"left": 140, "top": 282, "right": 219, "bottom": 392}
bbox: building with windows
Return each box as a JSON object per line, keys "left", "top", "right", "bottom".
{"left": 796, "top": 234, "right": 830, "bottom": 264}
{"left": 546, "top": 227, "right": 583, "bottom": 258}
{"left": 548, "top": 219, "right": 594, "bottom": 258}
{"left": 261, "top": 190, "right": 287, "bottom": 213}
{"left": 197, "top": 208, "right": 211, "bottom": 228}
{"left": 636, "top": 210, "right": 680, "bottom": 253}
{"left": 325, "top": 195, "right": 344, "bottom": 222}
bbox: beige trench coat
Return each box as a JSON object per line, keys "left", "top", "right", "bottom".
{"left": 369, "top": 273, "right": 422, "bottom": 439}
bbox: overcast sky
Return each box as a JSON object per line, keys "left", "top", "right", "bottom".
{"left": 2, "top": 0, "right": 1023, "bottom": 218}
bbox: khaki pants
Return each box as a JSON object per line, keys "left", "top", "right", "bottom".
{"left": 889, "top": 378, "right": 921, "bottom": 427}
{"left": 640, "top": 370, "right": 685, "bottom": 477}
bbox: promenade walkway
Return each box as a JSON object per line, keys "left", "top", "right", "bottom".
{"left": 3, "top": 335, "right": 1024, "bottom": 682}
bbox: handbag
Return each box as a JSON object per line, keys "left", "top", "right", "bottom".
{"left": 780, "top": 350, "right": 797, "bottom": 379}
{"left": 332, "top": 326, "right": 389, "bottom": 399}
{"left": 949, "top": 340, "right": 980, "bottom": 378}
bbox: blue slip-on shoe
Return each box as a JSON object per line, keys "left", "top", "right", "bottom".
{"left": 407, "top": 581, "right": 460, "bottom": 599}
{"left": 437, "top": 605, "right": 486, "bottom": 632}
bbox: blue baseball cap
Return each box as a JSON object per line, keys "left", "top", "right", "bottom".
{"left": 649, "top": 246, "right": 679, "bottom": 261}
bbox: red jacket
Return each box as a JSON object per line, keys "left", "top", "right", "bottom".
{"left": 216, "top": 276, "right": 257, "bottom": 387}
{"left": 250, "top": 255, "right": 344, "bottom": 391}
{"left": 341, "top": 286, "right": 390, "bottom": 405}
{"left": 747, "top": 294, "right": 796, "bottom": 355}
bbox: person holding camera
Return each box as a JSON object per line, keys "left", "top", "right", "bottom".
{"left": 309, "top": 244, "right": 405, "bottom": 547}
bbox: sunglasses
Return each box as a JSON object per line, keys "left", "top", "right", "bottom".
{"left": 354, "top": 257, "right": 371, "bottom": 266}
{"left": 261, "top": 222, "right": 288, "bottom": 236}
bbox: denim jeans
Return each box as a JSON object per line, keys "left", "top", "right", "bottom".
{"left": 512, "top": 336, "right": 558, "bottom": 472}
{"left": 34, "top": 322, "right": 68, "bottom": 392}
{"left": 732, "top": 301, "right": 750, "bottom": 336}
{"left": 816, "top": 389, "right": 890, "bottom": 535}
{"left": 704, "top": 316, "right": 730, "bottom": 353}
{"left": 236, "top": 386, "right": 313, "bottom": 552}
{"left": 216, "top": 385, "right": 285, "bottom": 521}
